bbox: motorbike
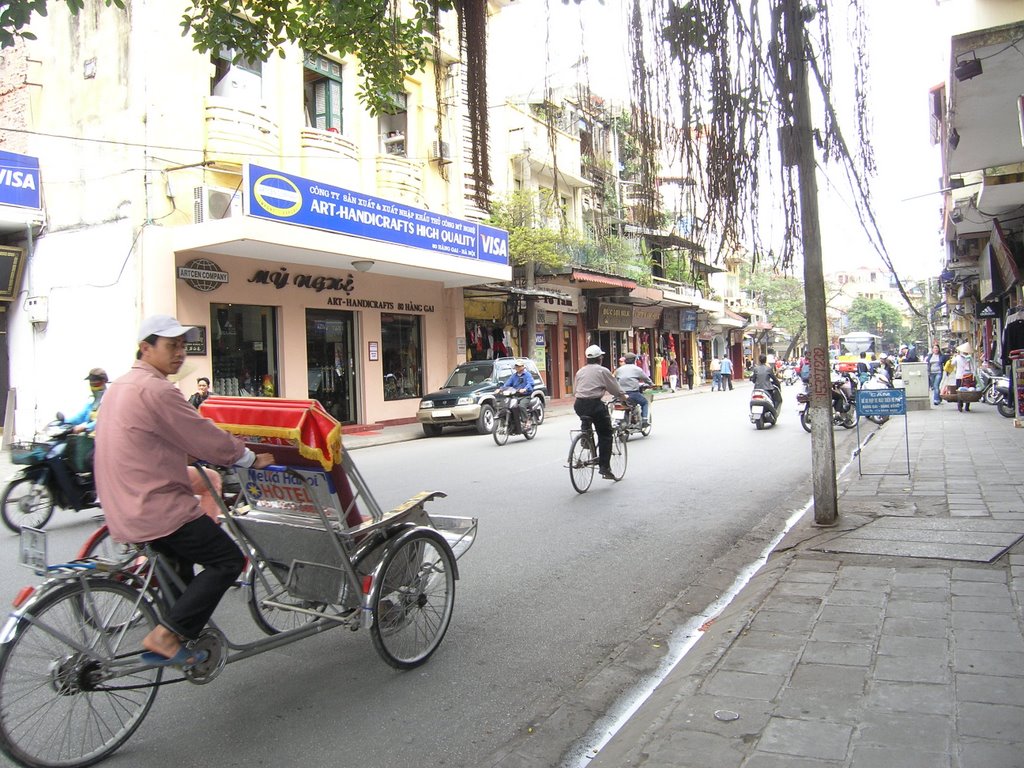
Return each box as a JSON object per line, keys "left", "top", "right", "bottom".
{"left": 749, "top": 386, "right": 781, "bottom": 430}
{"left": 994, "top": 379, "right": 1016, "bottom": 418}
{"left": 492, "top": 390, "right": 541, "bottom": 444}
{"left": 859, "top": 369, "right": 892, "bottom": 425}
{"left": 609, "top": 387, "right": 652, "bottom": 441}
{"left": 2, "top": 416, "right": 99, "bottom": 533}
{"left": 978, "top": 360, "right": 1005, "bottom": 405}
{"left": 798, "top": 373, "right": 857, "bottom": 433}
{"left": 781, "top": 366, "right": 799, "bottom": 386}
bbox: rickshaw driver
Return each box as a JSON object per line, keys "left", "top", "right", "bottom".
{"left": 95, "top": 315, "right": 276, "bottom": 667}
{"left": 573, "top": 345, "right": 628, "bottom": 480}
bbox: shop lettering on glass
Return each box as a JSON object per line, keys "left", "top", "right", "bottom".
{"left": 249, "top": 267, "right": 355, "bottom": 294}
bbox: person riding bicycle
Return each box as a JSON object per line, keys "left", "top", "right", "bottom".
{"left": 573, "top": 345, "right": 628, "bottom": 480}
{"left": 501, "top": 361, "right": 535, "bottom": 430}
{"left": 750, "top": 354, "right": 782, "bottom": 410}
{"left": 95, "top": 314, "right": 276, "bottom": 669}
{"left": 614, "top": 352, "right": 653, "bottom": 427}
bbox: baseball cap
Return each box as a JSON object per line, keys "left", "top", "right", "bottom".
{"left": 514, "top": 361, "right": 525, "bottom": 368}
{"left": 85, "top": 368, "right": 108, "bottom": 382}
{"left": 585, "top": 344, "right": 605, "bottom": 359}
{"left": 137, "top": 314, "right": 199, "bottom": 343}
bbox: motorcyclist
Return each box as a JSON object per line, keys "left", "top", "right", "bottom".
{"left": 66, "top": 368, "right": 108, "bottom": 435}
{"left": 878, "top": 353, "right": 896, "bottom": 386}
{"left": 614, "top": 352, "right": 653, "bottom": 427}
{"left": 501, "top": 361, "right": 535, "bottom": 429}
{"left": 750, "top": 354, "right": 782, "bottom": 410}
{"left": 573, "top": 345, "right": 628, "bottom": 480}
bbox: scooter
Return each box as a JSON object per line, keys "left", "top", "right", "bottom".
{"left": 994, "top": 379, "right": 1016, "bottom": 418}
{"left": 749, "top": 386, "right": 781, "bottom": 430}
{"left": 798, "top": 375, "right": 857, "bottom": 433}
{"left": 2, "top": 416, "right": 99, "bottom": 533}
{"left": 978, "top": 360, "right": 1005, "bottom": 405}
{"left": 492, "top": 390, "right": 541, "bottom": 444}
{"left": 609, "top": 387, "right": 652, "bottom": 441}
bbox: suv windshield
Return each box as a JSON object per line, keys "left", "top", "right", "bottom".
{"left": 493, "top": 362, "right": 517, "bottom": 380}
{"left": 443, "top": 363, "right": 494, "bottom": 388}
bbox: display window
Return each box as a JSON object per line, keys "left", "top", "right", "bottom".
{"left": 306, "top": 309, "right": 357, "bottom": 424}
{"left": 381, "top": 313, "right": 422, "bottom": 400}
{"left": 210, "top": 304, "right": 279, "bottom": 397}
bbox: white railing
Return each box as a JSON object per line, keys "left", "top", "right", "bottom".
{"left": 204, "top": 96, "right": 279, "bottom": 164}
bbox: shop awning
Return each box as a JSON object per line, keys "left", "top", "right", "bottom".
{"left": 526, "top": 157, "right": 593, "bottom": 188}
{"left": 570, "top": 270, "right": 637, "bottom": 289}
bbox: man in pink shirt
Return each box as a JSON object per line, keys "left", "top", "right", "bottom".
{"left": 95, "top": 315, "right": 274, "bottom": 667}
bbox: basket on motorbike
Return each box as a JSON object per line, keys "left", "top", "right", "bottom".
{"left": 9, "top": 442, "right": 47, "bottom": 465}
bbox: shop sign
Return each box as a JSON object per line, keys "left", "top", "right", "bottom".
{"left": 681, "top": 309, "right": 698, "bottom": 332}
{"left": 976, "top": 301, "right": 999, "bottom": 318}
{"left": 241, "top": 466, "right": 338, "bottom": 517}
{"left": 662, "top": 309, "right": 681, "bottom": 332}
{"left": 245, "top": 163, "right": 509, "bottom": 265}
{"left": 177, "top": 258, "right": 228, "bottom": 292}
{"left": 632, "top": 305, "right": 663, "bottom": 328}
{"left": 248, "top": 267, "right": 354, "bottom": 294}
{"left": 598, "top": 302, "right": 632, "bottom": 330}
{"left": 185, "top": 325, "right": 207, "bottom": 356}
{"left": 0, "top": 246, "right": 25, "bottom": 302}
{"left": 0, "top": 150, "right": 41, "bottom": 210}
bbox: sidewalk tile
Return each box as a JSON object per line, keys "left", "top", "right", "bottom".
{"left": 892, "top": 571, "right": 950, "bottom": 588}
{"left": 952, "top": 567, "right": 1007, "bottom": 582}
{"left": 718, "top": 648, "right": 799, "bottom": 676}
{"left": 756, "top": 717, "right": 852, "bottom": 760}
{"left": 952, "top": 628, "right": 1024, "bottom": 652}
{"left": 817, "top": 605, "right": 884, "bottom": 624}
{"left": 823, "top": 589, "right": 886, "bottom": 608}
{"left": 885, "top": 599, "right": 949, "bottom": 620}
{"left": 956, "top": 673, "right": 1024, "bottom": 706}
{"left": 957, "top": 701, "right": 1024, "bottom": 740}
{"left": 801, "top": 640, "right": 873, "bottom": 667}
{"left": 703, "top": 670, "right": 786, "bottom": 701}
{"left": 960, "top": 738, "right": 1024, "bottom": 768}
{"left": 743, "top": 756, "right": 842, "bottom": 768}
{"left": 874, "top": 654, "right": 950, "bottom": 684}
{"left": 732, "top": 630, "right": 806, "bottom": 651}
{"left": 954, "top": 649, "right": 1024, "bottom": 677}
{"left": 881, "top": 616, "right": 948, "bottom": 638}
{"left": 811, "top": 621, "right": 879, "bottom": 644}
{"left": 876, "top": 635, "right": 948, "bottom": 657}
{"left": 951, "top": 595, "right": 1015, "bottom": 613}
{"left": 856, "top": 710, "right": 952, "bottom": 752}
{"left": 849, "top": 745, "right": 950, "bottom": 768}
{"left": 864, "top": 681, "right": 954, "bottom": 715}
{"left": 645, "top": 728, "right": 747, "bottom": 768}
{"left": 951, "top": 612, "right": 1019, "bottom": 632}
{"left": 951, "top": 580, "right": 1015, "bottom": 596}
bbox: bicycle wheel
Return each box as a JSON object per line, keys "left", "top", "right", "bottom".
{"left": 609, "top": 432, "right": 628, "bottom": 480}
{"left": 0, "top": 579, "right": 162, "bottom": 768}
{"left": 77, "top": 525, "right": 134, "bottom": 562}
{"left": 370, "top": 529, "right": 455, "bottom": 670}
{"left": 247, "top": 560, "right": 326, "bottom": 635}
{"left": 800, "top": 408, "right": 812, "bottom": 433}
{"left": 492, "top": 412, "right": 509, "bottom": 446}
{"left": 568, "top": 433, "right": 595, "bottom": 494}
{"left": 1, "top": 477, "right": 55, "bottom": 533}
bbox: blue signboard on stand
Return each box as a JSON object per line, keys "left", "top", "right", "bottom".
{"left": 244, "top": 164, "right": 508, "bottom": 266}
{"left": 0, "top": 151, "right": 41, "bottom": 210}
{"left": 856, "top": 388, "right": 906, "bottom": 417}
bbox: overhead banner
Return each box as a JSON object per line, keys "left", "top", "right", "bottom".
{"left": 0, "top": 150, "right": 41, "bottom": 210}
{"left": 244, "top": 164, "right": 508, "bottom": 266}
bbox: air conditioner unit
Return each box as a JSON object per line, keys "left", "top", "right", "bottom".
{"left": 430, "top": 140, "right": 451, "bottom": 163}
{"left": 194, "top": 185, "right": 242, "bottom": 223}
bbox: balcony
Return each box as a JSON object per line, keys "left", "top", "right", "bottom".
{"left": 204, "top": 96, "right": 279, "bottom": 168}
{"left": 300, "top": 129, "right": 359, "bottom": 179}
{"left": 375, "top": 155, "right": 424, "bottom": 206}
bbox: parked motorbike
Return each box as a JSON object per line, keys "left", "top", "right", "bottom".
{"left": 609, "top": 387, "right": 652, "bottom": 441}
{"left": 782, "top": 366, "right": 799, "bottom": 386}
{"left": 749, "top": 386, "right": 781, "bottom": 430}
{"left": 798, "top": 374, "right": 857, "bottom": 433}
{"left": 2, "top": 416, "right": 99, "bottom": 533}
{"left": 994, "top": 379, "right": 1016, "bottom": 418}
{"left": 492, "top": 390, "right": 541, "bottom": 444}
{"left": 978, "top": 360, "right": 1005, "bottom": 405}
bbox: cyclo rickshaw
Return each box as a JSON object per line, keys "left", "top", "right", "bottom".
{"left": 0, "top": 398, "right": 477, "bottom": 768}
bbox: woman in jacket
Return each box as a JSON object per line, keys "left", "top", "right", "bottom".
{"left": 924, "top": 343, "right": 948, "bottom": 406}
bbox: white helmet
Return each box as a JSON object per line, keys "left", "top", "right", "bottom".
{"left": 585, "top": 344, "right": 605, "bottom": 360}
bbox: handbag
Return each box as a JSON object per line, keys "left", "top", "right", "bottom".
{"left": 943, "top": 358, "right": 955, "bottom": 375}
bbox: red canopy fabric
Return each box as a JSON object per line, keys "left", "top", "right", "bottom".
{"left": 199, "top": 397, "right": 342, "bottom": 470}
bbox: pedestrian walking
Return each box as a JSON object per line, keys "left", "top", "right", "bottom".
{"left": 685, "top": 358, "right": 694, "bottom": 390}
{"left": 667, "top": 357, "right": 679, "bottom": 392}
{"left": 953, "top": 342, "right": 976, "bottom": 412}
{"left": 720, "top": 354, "right": 734, "bottom": 390}
{"left": 924, "top": 343, "right": 948, "bottom": 406}
{"left": 710, "top": 356, "right": 722, "bottom": 391}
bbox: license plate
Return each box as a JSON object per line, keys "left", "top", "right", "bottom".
{"left": 611, "top": 410, "right": 625, "bottom": 422}
{"left": 432, "top": 409, "right": 452, "bottom": 418}
{"left": 751, "top": 405, "right": 764, "bottom": 415}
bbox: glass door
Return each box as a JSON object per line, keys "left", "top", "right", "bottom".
{"left": 562, "top": 327, "right": 575, "bottom": 395}
{"left": 306, "top": 309, "right": 357, "bottom": 424}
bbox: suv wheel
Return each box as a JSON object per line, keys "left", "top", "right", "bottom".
{"left": 532, "top": 397, "right": 546, "bottom": 425}
{"left": 476, "top": 403, "right": 495, "bottom": 434}
{"left": 422, "top": 423, "right": 443, "bottom": 437}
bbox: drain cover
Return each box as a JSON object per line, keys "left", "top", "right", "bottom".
{"left": 814, "top": 517, "right": 1024, "bottom": 563}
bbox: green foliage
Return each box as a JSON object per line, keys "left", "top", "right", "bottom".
{"left": 743, "top": 271, "right": 807, "bottom": 339}
{"left": 1, "top": 0, "right": 448, "bottom": 116}
{"left": 846, "top": 296, "right": 906, "bottom": 346}
{"left": 0, "top": 0, "right": 124, "bottom": 46}
{"left": 487, "top": 191, "right": 569, "bottom": 269}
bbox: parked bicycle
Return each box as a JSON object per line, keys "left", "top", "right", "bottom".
{"left": 567, "top": 421, "right": 627, "bottom": 493}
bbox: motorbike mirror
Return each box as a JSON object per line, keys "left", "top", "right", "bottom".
{"left": 55, "top": 411, "right": 65, "bottom": 422}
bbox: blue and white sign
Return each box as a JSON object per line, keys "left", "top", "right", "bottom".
{"left": 0, "top": 151, "right": 41, "bottom": 210}
{"left": 856, "top": 388, "right": 906, "bottom": 417}
{"left": 245, "top": 164, "right": 508, "bottom": 265}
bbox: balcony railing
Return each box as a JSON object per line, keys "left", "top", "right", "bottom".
{"left": 204, "top": 96, "right": 279, "bottom": 167}
{"left": 299, "top": 129, "right": 359, "bottom": 180}
{"left": 375, "top": 155, "right": 424, "bottom": 205}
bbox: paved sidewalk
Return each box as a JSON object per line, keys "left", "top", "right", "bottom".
{"left": 585, "top": 402, "right": 1024, "bottom": 768}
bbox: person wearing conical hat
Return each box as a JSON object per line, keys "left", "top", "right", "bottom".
{"left": 954, "top": 342, "right": 976, "bottom": 412}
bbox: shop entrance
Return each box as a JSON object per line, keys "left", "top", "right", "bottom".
{"left": 306, "top": 309, "right": 357, "bottom": 424}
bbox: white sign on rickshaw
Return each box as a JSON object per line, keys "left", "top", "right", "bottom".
{"left": 241, "top": 466, "right": 340, "bottom": 519}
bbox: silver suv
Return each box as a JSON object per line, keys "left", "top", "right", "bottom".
{"left": 417, "top": 357, "right": 548, "bottom": 436}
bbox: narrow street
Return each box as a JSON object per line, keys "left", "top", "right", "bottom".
{"left": 0, "top": 385, "right": 862, "bottom": 768}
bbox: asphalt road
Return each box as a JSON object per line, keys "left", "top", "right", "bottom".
{"left": 0, "top": 384, "right": 862, "bottom": 768}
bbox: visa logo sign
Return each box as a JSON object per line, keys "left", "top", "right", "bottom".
{"left": 0, "top": 150, "right": 41, "bottom": 210}
{"left": 478, "top": 225, "right": 509, "bottom": 265}
{"left": 0, "top": 170, "right": 36, "bottom": 190}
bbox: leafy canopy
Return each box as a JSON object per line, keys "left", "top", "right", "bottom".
{"left": 0, "top": 0, "right": 451, "bottom": 116}
{"left": 846, "top": 296, "right": 906, "bottom": 347}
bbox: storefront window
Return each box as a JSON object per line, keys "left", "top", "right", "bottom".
{"left": 210, "top": 304, "right": 279, "bottom": 397}
{"left": 381, "top": 313, "right": 422, "bottom": 400}
{"left": 306, "top": 309, "right": 357, "bottom": 424}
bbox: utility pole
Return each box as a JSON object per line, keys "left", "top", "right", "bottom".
{"left": 784, "top": 0, "right": 838, "bottom": 525}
